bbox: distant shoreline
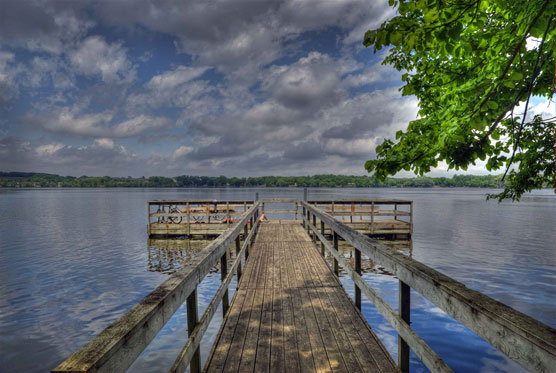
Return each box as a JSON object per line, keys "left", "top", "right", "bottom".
{"left": 0, "top": 171, "right": 508, "bottom": 189}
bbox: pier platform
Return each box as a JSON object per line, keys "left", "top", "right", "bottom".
{"left": 54, "top": 200, "right": 555, "bottom": 373}
{"left": 206, "top": 221, "right": 397, "bottom": 372}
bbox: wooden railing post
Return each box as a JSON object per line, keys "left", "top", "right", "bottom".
{"left": 302, "top": 206, "right": 306, "bottom": 227}
{"left": 235, "top": 236, "right": 242, "bottom": 282}
{"left": 312, "top": 214, "right": 316, "bottom": 243}
{"left": 221, "top": 251, "right": 229, "bottom": 316}
{"left": 370, "top": 201, "right": 375, "bottom": 234}
{"left": 187, "top": 289, "right": 201, "bottom": 373}
{"left": 306, "top": 210, "right": 310, "bottom": 235}
{"left": 355, "top": 248, "right": 361, "bottom": 310}
{"left": 399, "top": 281, "right": 411, "bottom": 372}
{"left": 333, "top": 232, "right": 339, "bottom": 276}
{"left": 320, "top": 221, "right": 325, "bottom": 256}
{"left": 147, "top": 202, "right": 151, "bottom": 235}
{"left": 186, "top": 201, "right": 191, "bottom": 235}
{"left": 226, "top": 201, "right": 230, "bottom": 227}
{"left": 244, "top": 225, "right": 249, "bottom": 259}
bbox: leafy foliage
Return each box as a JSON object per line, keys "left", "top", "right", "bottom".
{"left": 363, "top": 0, "right": 555, "bottom": 200}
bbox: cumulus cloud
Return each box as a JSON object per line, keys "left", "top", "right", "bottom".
{"left": 93, "top": 0, "right": 391, "bottom": 81}
{"left": 0, "top": 136, "right": 143, "bottom": 176}
{"left": 127, "top": 66, "right": 214, "bottom": 117}
{"left": 1, "top": 0, "right": 434, "bottom": 177}
{"left": 23, "top": 107, "right": 173, "bottom": 138}
{"left": 0, "top": 0, "right": 93, "bottom": 54}
{"left": 69, "top": 36, "right": 135, "bottom": 83}
{"left": 0, "top": 51, "right": 18, "bottom": 105}
{"left": 262, "top": 52, "right": 358, "bottom": 110}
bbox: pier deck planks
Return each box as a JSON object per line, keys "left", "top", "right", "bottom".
{"left": 206, "top": 221, "right": 398, "bottom": 373}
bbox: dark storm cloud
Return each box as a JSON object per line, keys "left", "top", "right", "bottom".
{"left": 283, "top": 140, "right": 324, "bottom": 161}
{"left": 0, "top": 0, "right": 92, "bottom": 54}
{"left": 322, "top": 116, "right": 377, "bottom": 139}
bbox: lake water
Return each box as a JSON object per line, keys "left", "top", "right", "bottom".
{"left": 0, "top": 188, "right": 554, "bottom": 372}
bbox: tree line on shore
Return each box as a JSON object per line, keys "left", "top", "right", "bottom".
{"left": 1, "top": 171, "right": 506, "bottom": 188}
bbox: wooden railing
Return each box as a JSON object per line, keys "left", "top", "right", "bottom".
{"left": 147, "top": 200, "right": 254, "bottom": 232}
{"left": 308, "top": 199, "right": 413, "bottom": 236}
{"left": 261, "top": 198, "right": 299, "bottom": 219}
{"left": 53, "top": 202, "right": 260, "bottom": 373}
{"left": 301, "top": 201, "right": 556, "bottom": 373}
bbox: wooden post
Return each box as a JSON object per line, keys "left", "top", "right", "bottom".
{"left": 399, "top": 281, "right": 411, "bottom": 373}
{"left": 371, "top": 201, "right": 375, "bottom": 234}
{"left": 295, "top": 202, "right": 298, "bottom": 220}
{"left": 320, "top": 221, "right": 325, "bottom": 256}
{"left": 187, "top": 202, "right": 191, "bottom": 235}
{"left": 302, "top": 206, "right": 306, "bottom": 227}
{"left": 226, "top": 201, "right": 230, "bottom": 227}
{"left": 312, "top": 214, "right": 316, "bottom": 243}
{"left": 333, "top": 232, "right": 339, "bottom": 276}
{"left": 244, "top": 225, "right": 249, "bottom": 259}
{"left": 394, "top": 202, "right": 398, "bottom": 221}
{"left": 186, "top": 289, "right": 201, "bottom": 373}
{"left": 147, "top": 202, "right": 151, "bottom": 236}
{"left": 255, "top": 192, "right": 259, "bottom": 201}
{"left": 235, "top": 236, "right": 242, "bottom": 281}
{"left": 221, "top": 251, "right": 229, "bottom": 316}
{"left": 355, "top": 248, "right": 361, "bottom": 310}
{"left": 306, "top": 210, "right": 310, "bottom": 235}
{"left": 303, "top": 187, "right": 308, "bottom": 201}
{"left": 350, "top": 202, "right": 354, "bottom": 223}
{"left": 410, "top": 201, "right": 413, "bottom": 235}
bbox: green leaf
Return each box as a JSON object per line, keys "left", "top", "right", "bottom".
{"left": 487, "top": 101, "right": 498, "bottom": 109}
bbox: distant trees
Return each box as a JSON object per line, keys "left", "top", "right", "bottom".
{"left": 0, "top": 171, "right": 511, "bottom": 189}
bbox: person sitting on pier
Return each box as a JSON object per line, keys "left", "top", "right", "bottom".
{"left": 221, "top": 216, "right": 236, "bottom": 224}
{"left": 259, "top": 213, "right": 269, "bottom": 223}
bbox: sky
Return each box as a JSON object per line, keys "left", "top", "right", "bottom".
{"left": 0, "top": 0, "right": 549, "bottom": 178}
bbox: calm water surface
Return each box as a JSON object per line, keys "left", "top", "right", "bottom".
{"left": 0, "top": 188, "right": 554, "bottom": 372}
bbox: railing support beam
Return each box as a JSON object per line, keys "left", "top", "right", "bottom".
{"left": 221, "top": 252, "right": 229, "bottom": 316}
{"left": 355, "top": 249, "right": 361, "bottom": 310}
{"left": 187, "top": 289, "right": 201, "bottom": 373}
{"left": 312, "top": 214, "right": 316, "bottom": 243}
{"left": 320, "top": 221, "right": 325, "bottom": 256}
{"left": 235, "top": 236, "right": 242, "bottom": 282}
{"left": 333, "top": 232, "right": 339, "bottom": 276}
{"left": 399, "top": 281, "right": 411, "bottom": 372}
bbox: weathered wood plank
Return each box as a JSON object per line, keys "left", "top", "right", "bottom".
{"left": 271, "top": 282, "right": 285, "bottom": 371}
{"left": 224, "top": 288, "right": 255, "bottom": 372}
{"left": 205, "top": 289, "right": 247, "bottom": 373}
{"left": 255, "top": 284, "right": 272, "bottom": 373}
{"left": 238, "top": 287, "right": 264, "bottom": 372}
{"left": 282, "top": 242, "right": 301, "bottom": 372}
{"left": 303, "top": 202, "right": 556, "bottom": 373}
{"left": 207, "top": 222, "right": 402, "bottom": 373}
{"left": 53, "top": 205, "right": 259, "bottom": 373}
{"left": 305, "top": 215, "right": 450, "bottom": 372}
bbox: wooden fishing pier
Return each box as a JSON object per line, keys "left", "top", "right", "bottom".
{"left": 54, "top": 199, "right": 555, "bottom": 373}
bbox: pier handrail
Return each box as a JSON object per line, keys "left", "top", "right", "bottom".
{"left": 301, "top": 201, "right": 556, "bottom": 373}
{"left": 53, "top": 202, "right": 260, "bottom": 373}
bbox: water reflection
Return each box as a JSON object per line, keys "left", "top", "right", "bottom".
{"left": 325, "top": 239, "right": 412, "bottom": 277}
{"left": 147, "top": 238, "right": 212, "bottom": 274}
